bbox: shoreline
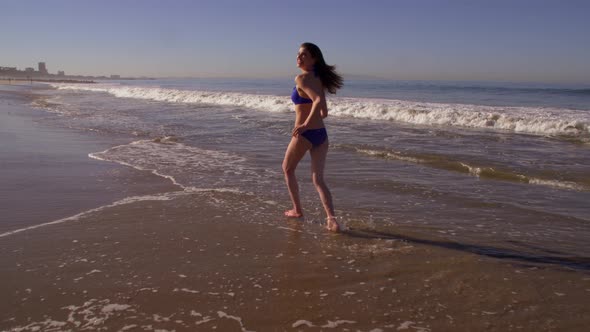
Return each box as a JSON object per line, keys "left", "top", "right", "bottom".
{"left": 0, "top": 85, "right": 179, "bottom": 234}
{"left": 1, "top": 86, "right": 589, "bottom": 331}
{"left": 0, "top": 78, "right": 96, "bottom": 85}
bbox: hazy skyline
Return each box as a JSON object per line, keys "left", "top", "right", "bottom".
{"left": 1, "top": 0, "right": 589, "bottom": 83}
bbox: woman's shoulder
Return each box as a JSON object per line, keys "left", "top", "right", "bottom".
{"left": 294, "top": 73, "right": 319, "bottom": 86}
{"left": 294, "top": 73, "right": 309, "bottom": 83}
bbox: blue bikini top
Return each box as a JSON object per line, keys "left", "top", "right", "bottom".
{"left": 291, "top": 86, "right": 313, "bottom": 104}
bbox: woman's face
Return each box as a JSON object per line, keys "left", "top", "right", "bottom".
{"left": 296, "top": 47, "right": 315, "bottom": 70}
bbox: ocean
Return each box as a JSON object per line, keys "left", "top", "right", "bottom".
{"left": 30, "top": 78, "right": 590, "bottom": 260}
{"left": 3, "top": 78, "right": 590, "bottom": 331}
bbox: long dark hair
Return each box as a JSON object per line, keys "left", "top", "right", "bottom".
{"left": 301, "top": 42, "right": 343, "bottom": 94}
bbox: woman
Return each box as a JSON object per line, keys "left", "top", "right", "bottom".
{"left": 282, "top": 42, "right": 343, "bottom": 232}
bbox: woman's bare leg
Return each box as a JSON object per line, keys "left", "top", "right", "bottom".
{"left": 282, "top": 136, "right": 311, "bottom": 217}
{"left": 310, "top": 139, "right": 340, "bottom": 232}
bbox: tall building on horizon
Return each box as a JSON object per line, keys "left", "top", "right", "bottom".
{"left": 38, "top": 62, "right": 48, "bottom": 75}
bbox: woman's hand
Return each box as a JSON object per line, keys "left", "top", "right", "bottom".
{"left": 292, "top": 123, "right": 309, "bottom": 137}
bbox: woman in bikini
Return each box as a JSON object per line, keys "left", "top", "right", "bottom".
{"left": 282, "top": 42, "right": 343, "bottom": 232}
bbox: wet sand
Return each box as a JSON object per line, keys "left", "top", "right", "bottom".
{"left": 0, "top": 87, "right": 178, "bottom": 234}
{"left": 1, "top": 79, "right": 30, "bottom": 85}
{"left": 1, "top": 88, "right": 589, "bottom": 331}
{"left": 1, "top": 191, "right": 589, "bottom": 331}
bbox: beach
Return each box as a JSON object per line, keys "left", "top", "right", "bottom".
{"left": 0, "top": 79, "right": 33, "bottom": 86}
{"left": 2, "top": 189, "right": 589, "bottom": 331}
{"left": 1, "top": 82, "right": 589, "bottom": 331}
{"left": 0, "top": 79, "right": 95, "bottom": 86}
{"left": 0, "top": 86, "right": 177, "bottom": 234}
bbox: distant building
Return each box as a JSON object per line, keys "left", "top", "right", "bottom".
{"left": 110, "top": 75, "right": 120, "bottom": 79}
{"left": 58, "top": 70, "right": 65, "bottom": 76}
{"left": 38, "top": 62, "right": 48, "bottom": 75}
{"left": 25, "top": 67, "right": 35, "bottom": 73}
{"left": 0, "top": 66, "right": 18, "bottom": 74}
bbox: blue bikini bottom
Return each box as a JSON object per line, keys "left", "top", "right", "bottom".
{"left": 301, "top": 128, "right": 327, "bottom": 147}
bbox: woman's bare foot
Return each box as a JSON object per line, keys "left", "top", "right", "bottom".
{"left": 326, "top": 216, "right": 341, "bottom": 232}
{"left": 284, "top": 209, "right": 303, "bottom": 218}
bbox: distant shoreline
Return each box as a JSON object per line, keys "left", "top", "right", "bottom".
{"left": 0, "top": 77, "right": 95, "bottom": 84}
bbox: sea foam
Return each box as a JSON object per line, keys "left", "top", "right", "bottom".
{"left": 52, "top": 83, "right": 590, "bottom": 138}
{"left": 89, "top": 137, "right": 273, "bottom": 191}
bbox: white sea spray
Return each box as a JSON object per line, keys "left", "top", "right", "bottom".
{"left": 51, "top": 83, "right": 590, "bottom": 138}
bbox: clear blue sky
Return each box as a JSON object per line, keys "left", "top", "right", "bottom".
{"left": 1, "top": 0, "right": 589, "bottom": 83}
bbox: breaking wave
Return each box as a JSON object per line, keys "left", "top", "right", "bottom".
{"left": 51, "top": 83, "right": 590, "bottom": 139}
